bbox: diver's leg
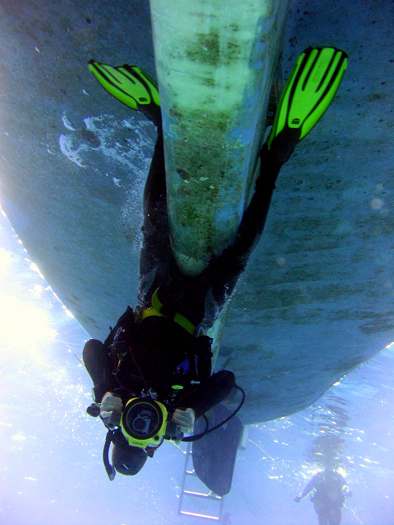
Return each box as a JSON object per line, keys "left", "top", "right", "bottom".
{"left": 315, "top": 502, "right": 329, "bottom": 525}
{"left": 138, "top": 126, "right": 175, "bottom": 305}
{"left": 204, "top": 146, "right": 282, "bottom": 308}
{"left": 227, "top": 145, "right": 281, "bottom": 262}
{"left": 215, "top": 45, "right": 349, "bottom": 288}
{"left": 142, "top": 125, "right": 166, "bottom": 222}
{"left": 328, "top": 506, "right": 342, "bottom": 525}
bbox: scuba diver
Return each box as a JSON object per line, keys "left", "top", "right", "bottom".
{"left": 294, "top": 469, "right": 352, "bottom": 525}
{"left": 84, "top": 47, "right": 348, "bottom": 480}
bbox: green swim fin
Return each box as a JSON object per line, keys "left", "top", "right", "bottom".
{"left": 266, "top": 46, "right": 348, "bottom": 163}
{"left": 88, "top": 60, "right": 160, "bottom": 122}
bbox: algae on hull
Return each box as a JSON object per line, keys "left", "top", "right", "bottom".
{"left": 165, "top": 105, "right": 246, "bottom": 260}
{"left": 150, "top": 0, "right": 290, "bottom": 274}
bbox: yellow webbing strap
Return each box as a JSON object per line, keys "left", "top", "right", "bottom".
{"left": 141, "top": 289, "right": 196, "bottom": 336}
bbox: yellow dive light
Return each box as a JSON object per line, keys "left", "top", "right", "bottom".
{"left": 120, "top": 397, "right": 169, "bottom": 449}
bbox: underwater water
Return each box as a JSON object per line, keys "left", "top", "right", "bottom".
{"left": 1, "top": 204, "right": 393, "bottom": 524}
{"left": 1, "top": 0, "right": 394, "bottom": 425}
{"left": 1, "top": 0, "right": 394, "bottom": 523}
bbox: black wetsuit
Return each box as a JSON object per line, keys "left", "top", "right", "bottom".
{"left": 298, "top": 471, "right": 348, "bottom": 525}
{"left": 139, "top": 128, "right": 281, "bottom": 328}
{"left": 84, "top": 120, "right": 282, "bottom": 418}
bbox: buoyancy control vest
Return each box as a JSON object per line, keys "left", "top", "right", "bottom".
{"left": 106, "top": 289, "right": 213, "bottom": 395}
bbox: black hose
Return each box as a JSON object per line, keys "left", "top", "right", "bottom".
{"left": 182, "top": 384, "right": 245, "bottom": 442}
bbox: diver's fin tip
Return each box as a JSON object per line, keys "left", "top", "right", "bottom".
{"left": 88, "top": 60, "right": 161, "bottom": 122}
{"left": 266, "top": 45, "right": 348, "bottom": 162}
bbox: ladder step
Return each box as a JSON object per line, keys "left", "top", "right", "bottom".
{"left": 178, "top": 442, "right": 224, "bottom": 523}
{"left": 180, "top": 511, "right": 220, "bottom": 521}
{"left": 184, "top": 490, "right": 221, "bottom": 501}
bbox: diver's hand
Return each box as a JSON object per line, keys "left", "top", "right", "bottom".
{"left": 172, "top": 408, "right": 195, "bottom": 433}
{"left": 294, "top": 496, "right": 302, "bottom": 503}
{"left": 100, "top": 392, "right": 123, "bottom": 420}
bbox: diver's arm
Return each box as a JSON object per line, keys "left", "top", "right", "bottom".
{"left": 336, "top": 473, "right": 352, "bottom": 497}
{"left": 178, "top": 370, "right": 235, "bottom": 420}
{"left": 294, "top": 473, "right": 320, "bottom": 502}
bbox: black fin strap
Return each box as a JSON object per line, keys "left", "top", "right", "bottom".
{"left": 103, "top": 430, "right": 116, "bottom": 481}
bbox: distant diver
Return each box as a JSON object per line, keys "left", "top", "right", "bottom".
{"left": 294, "top": 469, "right": 352, "bottom": 525}
{"left": 84, "top": 47, "right": 348, "bottom": 480}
